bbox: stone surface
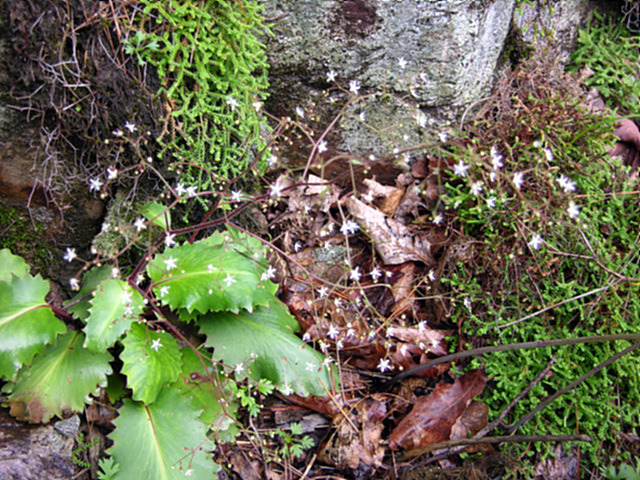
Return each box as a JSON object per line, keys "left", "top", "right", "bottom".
{"left": 0, "top": 409, "right": 76, "bottom": 480}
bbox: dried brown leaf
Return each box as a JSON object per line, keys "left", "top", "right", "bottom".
{"left": 345, "top": 196, "right": 434, "bottom": 265}
{"left": 388, "top": 369, "right": 488, "bottom": 451}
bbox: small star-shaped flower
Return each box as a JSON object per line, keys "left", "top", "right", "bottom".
{"left": 63, "top": 247, "right": 77, "bottom": 263}
{"left": 69, "top": 278, "right": 80, "bottom": 290}
{"left": 231, "top": 190, "right": 243, "bottom": 202}
{"left": 340, "top": 220, "right": 359, "bottom": 236}
{"left": 164, "top": 256, "right": 177, "bottom": 271}
{"left": 164, "top": 233, "right": 176, "bottom": 248}
{"left": 318, "top": 286, "right": 329, "bottom": 298}
{"left": 89, "top": 177, "right": 103, "bottom": 192}
{"left": 306, "top": 362, "right": 316, "bottom": 372}
{"left": 317, "top": 140, "right": 328, "bottom": 153}
{"left": 349, "top": 79, "right": 360, "bottom": 95}
{"left": 134, "top": 217, "right": 147, "bottom": 232}
{"left": 528, "top": 234, "right": 543, "bottom": 251}
{"left": 453, "top": 160, "right": 469, "bottom": 177}
{"left": 124, "top": 121, "right": 137, "bottom": 133}
{"left": 377, "top": 358, "right": 392, "bottom": 373}
{"left": 370, "top": 267, "right": 382, "bottom": 282}
{"left": 398, "top": 57, "right": 408, "bottom": 69}
{"left": 349, "top": 267, "right": 361, "bottom": 282}
{"left": 159, "top": 285, "right": 170, "bottom": 297}
{"left": 567, "top": 201, "right": 580, "bottom": 219}
{"left": 270, "top": 184, "right": 284, "bottom": 198}
{"left": 327, "top": 324, "right": 340, "bottom": 340}
{"left": 150, "top": 338, "right": 162, "bottom": 351}
{"left": 513, "top": 172, "right": 524, "bottom": 190}
{"left": 326, "top": 70, "right": 337, "bottom": 82}
{"left": 175, "top": 183, "right": 187, "bottom": 196}
{"left": 260, "top": 265, "right": 276, "bottom": 282}
{"left": 226, "top": 97, "right": 239, "bottom": 110}
{"left": 121, "top": 289, "right": 133, "bottom": 304}
{"left": 223, "top": 274, "right": 236, "bottom": 287}
{"left": 106, "top": 166, "right": 118, "bottom": 180}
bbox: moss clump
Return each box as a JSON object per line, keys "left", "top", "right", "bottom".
{"left": 0, "top": 203, "right": 52, "bottom": 275}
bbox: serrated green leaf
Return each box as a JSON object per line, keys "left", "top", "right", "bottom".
{"left": 0, "top": 274, "right": 67, "bottom": 380}
{"left": 0, "top": 248, "right": 30, "bottom": 282}
{"left": 198, "top": 300, "right": 337, "bottom": 397}
{"left": 141, "top": 202, "right": 172, "bottom": 231}
{"left": 147, "top": 240, "right": 276, "bottom": 315}
{"left": 121, "top": 323, "right": 181, "bottom": 404}
{"left": 108, "top": 387, "right": 218, "bottom": 479}
{"left": 175, "top": 348, "right": 238, "bottom": 440}
{"left": 2, "top": 331, "right": 112, "bottom": 422}
{"left": 65, "top": 265, "right": 112, "bottom": 321}
{"left": 83, "top": 279, "right": 145, "bottom": 353}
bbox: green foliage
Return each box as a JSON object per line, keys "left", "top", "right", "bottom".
{"left": 133, "top": 0, "right": 271, "bottom": 184}
{"left": 443, "top": 61, "right": 640, "bottom": 465}
{"left": 2, "top": 331, "right": 113, "bottom": 422}
{"left": 108, "top": 386, "right": 217, "bottom": 479}
{"left": 602, "top": 460, "right": 640, "bottom": 480}
{"left": 97, "top": 457, "right": 120, "bottom": 480}
{"left": 270, "top": 422, "right": 315, "bottom": 460}
{"left": 0, "top": 225, "right": 336, "bottom": 473}
{"left": 72, "top": 432, "right": 99, "bottom": 469}
{"left": 568, "top": 11, "right": 640, "bottom": 113}
{"left": 0, "top": 252, "right": 67, "bottom": 380}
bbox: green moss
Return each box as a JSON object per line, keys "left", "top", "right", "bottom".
{"left": 0, "top": 203, "right": 52, "bottom": 274}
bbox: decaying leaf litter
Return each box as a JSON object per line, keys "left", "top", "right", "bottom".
{"left": 216, "top": 56, "right": 640, "bottom": 480}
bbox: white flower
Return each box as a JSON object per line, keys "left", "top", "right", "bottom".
{"left": 63, "top": 247, "right": 77, "bottom": 263}
{"left": 336, "top": 339, "right": 344, "bottom": 350}
{"left": 340, "top": 220, "right": 360, "bottom": 236}
{"left": 470, "top": 181, "right": 483, "bottom": 196}
{"left": 370, "top": 267, "right": 382, "bottom": 282}
{"left": 318, "top": 286, "right": 329, "bottom": 298}
{"left": 415, "top": 111, "right": 427, "bottom": 128}
{"left": 184, "top": 469, "right": 193, "bottom": 477}
{"left": 150, "top": 338, "right": 162, "bottom": 351}
{"left": 164, "top": 233, "right": 176, "bottom": 248}
{"left": 318, "top": 340, "right": 329, "bottom": 353}
{"left": 513, "top": 172, "right": 524, "bottom": 190}
{"left": 318, "top": 140, "right": 327, "bottom": 153}
{"left": 567, "top": 201, "right": 580, "bottom": 219}
{"left": 294, "top": 241, "right": 302, "bottom": 253}
{"left": 302, "top": 332, "right": 312, "bottom": 342}
{"left": 295, "top": 106, "right": 305, "bottom": 118}
{"left": 223, "top": 274, "right": 236, "bottom": 287}
{"left": 557, "top": 175, "right": 576, "bottom": 193}
{"left": 121, "top": 289, "right": 133, "bottom": 305}
{"left": 234, "top": 363, "right": 244, "bottom": 375}
{"left": 261, "top": 265, "right": 276, "bottom": 282}
{"left": 69, "top": 278, "right": 80, "bottom": 290}
{"left": 490, "top": 146, "right": 504, "bottom": 170}
{"left": 398, "top": 57, "right": 408, "bottom": 69}
{"left": 270, "top": 184, "right": 283, "bottom": 198}
{"left": 359, "top": 111, "right": 366, "bottom": 122}
{"left": 544, "top": 147, "right": 554, "bottom": 162}
{"left": 323, "top": 357, "right": 334, "bottom": 368}
{"left": 266, "top": 155, "right": 278, "bottom": 168}
{"left": 252, "top": 101, "right": 262, "bottom": 112}
{"left": 123, "top": 304, "right": 134, "bottom": 316}
{"left": 124, "top": 121, "right": 137, "bottom": 133}
{"left": 528, "top": 233, "right": 543, "bottom": 251}
{"left": 453, "top": 160, "right": 469, "bottom": 177}
{"left": 89, "top": 177, "right": 103, "bottom": 192}
{"left": 226, "top": 97, "right": 239, "bottom": 110}
{"left": 418, "top": 320, "right": 428, "bottom": 332}
{"left": 280, "top": 384, "right": 293, "bottom": 395}
{"left": 438, "top": 131, "right": 448, "bottom": 143}
{"left": 106, "top": 166, "right": 118, "bottom": 180}
{"left": 427, "top": 270, "right": 436, "bottom": 282}
{"left": 305, "top": 362, "right": 316, "bottom": 372}
{"left": 349, "top": 79, "right": 360, "bottom": 95}
{"left": 159, "top": 285, "right": 170, "bottom": 297}
{"left": 327, "top": 324, "right": 340, "bottom": 340}
{"left": 377, "top": 358, "right": 392, "bottom": 373}
{"left": 326, "top": 70, "right": 337, "bottom": 82}
{"left": 349, "top": 267, "right": 361, "bottom": 282}
{"left": 134, "top": 217, "right": 146, "bottom": 232}
{"left": 112, "top": 128, "right": 123, "bottom": 137}
{"left": 433, "top": 213, "right": 444, "bottom": 225}
{"left": 175, "top": 183, "right": 187, "bottom": 196}
{"left": 231, "top": 190, "right": 243, "bottom": 202}
{"left": 486, "top": 197, "right": 496, "bottom": 208}
{"left": 185, "top": 185, "right": 197, "bottom": 196}
{"left": 164, "top": 256, "right": 177, "bottom": 271}
{"left": 111, "top": 267, "right": 120, "bottom": 278}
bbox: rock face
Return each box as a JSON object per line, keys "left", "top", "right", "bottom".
{"left": 262, "top": 0, "right": 516, "bottom": 107}
{"left": 261, "top": 0, "right": 600, "bottom": 160}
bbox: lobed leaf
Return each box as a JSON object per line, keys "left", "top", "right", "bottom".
{"left": 198, "top": 299, "right": 336, "bottom": 397}
{"left": 2, "top": 331, "right": 112, "bottom": 423}
{"left": 83, "top": 279, "right": 145, "bottom": 353}
{"left": 65, "top": 265, "right": 112, "bottom": 321}
{"left": 141, "top": 201, "right": 172, "bottom": 231}
{"left": 0, "top": 274, "right": 67, "bottom": 380}
{"left": 0, "top": 248, "right": 30, "bottom": 282}
{"left": 108, "top": 386, "right": 218, "bottom": 479}
{"left": 120, "top": 323, "right": 182, "bottom": 405}
{"left": 175, "top": 348, "right": 238, "bottom": 440}
{"left": 147, "top": 238, "right": 276, "bottom": 315}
